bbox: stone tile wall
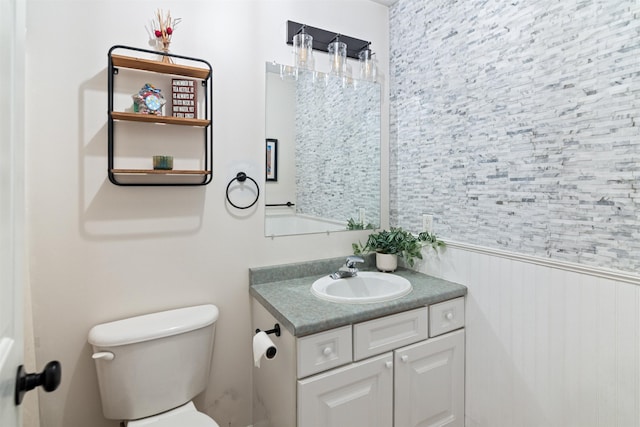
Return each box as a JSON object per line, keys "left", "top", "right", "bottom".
{"left": 390, "top": 0, "right": 640, "bottom": 272}
{"left": 296, "top": 72, "right": 381, "bottom": 225}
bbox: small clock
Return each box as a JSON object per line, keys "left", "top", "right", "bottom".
{"left": 144, "top": 94, "right": 163, "bottom": 112}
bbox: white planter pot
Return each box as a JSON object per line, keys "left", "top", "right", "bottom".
{"left": 376, "top": 253, "right": 398, "bottom": 272}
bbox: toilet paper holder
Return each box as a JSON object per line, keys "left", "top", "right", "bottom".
{"left": 255, "top": 323, "right": 281, "bottom": 337}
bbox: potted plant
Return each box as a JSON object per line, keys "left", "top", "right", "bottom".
{"left": 352, "top": 227, "right": 445, "bottom": 272}
{"left": 346, "top": 217, "right": 376, "bottom": 230}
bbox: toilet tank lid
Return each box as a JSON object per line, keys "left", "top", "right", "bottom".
{"left": 88, "top": 304, "right": 219, "bottom": 347}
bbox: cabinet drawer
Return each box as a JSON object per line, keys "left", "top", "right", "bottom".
{"left": 297, "top": 325, "right": 352, "bottom": 378}
{"left": 429, "top": 297, "right": 465, "bottom": 337}
{"left": 353, "top": 308, "right": 428, "bottom": 361}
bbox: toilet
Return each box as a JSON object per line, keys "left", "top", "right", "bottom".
{"left": 88, "top": 304, "right": 220, "bottom": 426}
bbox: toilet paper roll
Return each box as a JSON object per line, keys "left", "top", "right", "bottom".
{"left": 253, "top": 331, "right": 277, "bottom": 368}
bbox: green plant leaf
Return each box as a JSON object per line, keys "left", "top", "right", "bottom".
{"left": 350, "top": 227, "right": 445, "bottom": 267}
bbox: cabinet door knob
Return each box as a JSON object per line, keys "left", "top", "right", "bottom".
{"left": 445, "top": 312, "right": 454, "bottom": 320}
{"left": 322, "top": 347, "right": 332, "bottom": 356}
{"left": 385, "top": 361, "right": 393, "bottom": 369}
{"left": 401, "top": 355, "right": 409, "bottom": 363}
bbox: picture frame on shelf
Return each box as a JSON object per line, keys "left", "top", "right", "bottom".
{"left": 266, "top": 138, "right": 278, "bottom": 181}
{"left": 171, "top": 78, "right": 197, "bottom": 118}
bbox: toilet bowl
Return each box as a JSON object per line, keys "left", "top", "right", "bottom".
{"left": 126, "top": 402, "right": 218, "bottom": 427}
{"left": 88, "top": 305, "right": 220, "bottom": 426}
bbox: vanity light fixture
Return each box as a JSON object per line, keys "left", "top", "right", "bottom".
{"left": 293, "top": 25, "right": 314, "bottom": 70}
{"left": 286, "top": 21, "right": 371, "bottom": 59}
{"left": 286, "top": 21, "right": 375, "bottom": 85}
{"left": 328, "top": 35, "right": 347, "bottom": 76}
{"left": 358, "top": 43, "right": 377, "bottom": 82}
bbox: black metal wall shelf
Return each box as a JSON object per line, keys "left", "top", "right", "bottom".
{"left": 286, "top": 21, "right": 371, "bottom": 60}
{"left": 107, "top": 45, "right": 213, "bottom": 186}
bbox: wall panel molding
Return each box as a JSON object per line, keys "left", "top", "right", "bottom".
{"left": 426, "top": 245, "right": 640, "bottom": 427}
{"left": 444, "top": 239, "right": 640, "bottom": 286}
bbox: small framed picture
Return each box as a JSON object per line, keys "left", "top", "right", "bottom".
{"left": 266, "top": 138, "right": 278, "bottom": 181}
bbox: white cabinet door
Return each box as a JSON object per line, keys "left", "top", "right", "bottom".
{"left": 298, "top": 352, "right": 393, "bottom": 427}
{"left": 394, "top": 329, "right": 464, "bottom": 427}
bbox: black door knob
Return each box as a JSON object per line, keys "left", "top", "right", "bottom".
{"left": 15, "top": 361, "right": 61, "bottom": 405}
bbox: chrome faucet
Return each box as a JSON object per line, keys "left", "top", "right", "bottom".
{"left": 330, "top": 256, "right": 365, "bottom": 279}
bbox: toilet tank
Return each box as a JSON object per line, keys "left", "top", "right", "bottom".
{"left": 88, "top": 304, "right": 219, "bottom": 421}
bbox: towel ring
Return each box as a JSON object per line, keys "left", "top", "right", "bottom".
{"left": 226, "top": 172, "right": 259, "bottom": 210}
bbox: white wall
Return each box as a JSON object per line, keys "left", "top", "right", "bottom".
{"left": 420, "top": 246, "right": 640, "bottom": 427}
{"left": 24, "top": 1, "right": 389, "bottom": 426}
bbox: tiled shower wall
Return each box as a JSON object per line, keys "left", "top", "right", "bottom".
{"left": 389, "top": 0, "right": 640, "bottom": 273}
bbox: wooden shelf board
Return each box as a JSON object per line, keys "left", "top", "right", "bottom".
{"left": 111, "top": 111, "right": 210, "bottom": 127}
{"left": 112, "top": 169, "right": 211, "bottom": 176}
{"left": 111, "top": 54, "right": 210, "bottom": 79}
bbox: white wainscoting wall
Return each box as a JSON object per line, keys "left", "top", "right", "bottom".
{"left": 419, "top": 243, "right": 640, "bottom": 427}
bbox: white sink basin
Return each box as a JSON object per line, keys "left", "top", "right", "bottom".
{"left": 311, "top": 272, "right": 412, "bottom": 304}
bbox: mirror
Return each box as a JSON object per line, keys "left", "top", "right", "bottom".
{"left": 265, "top": 62, "right": 381, "bottom": 236}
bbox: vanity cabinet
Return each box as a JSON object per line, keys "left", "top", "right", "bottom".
{"left": 107, "top": 45, "right": 213, "bottom": 186}
{"left": 251, "top": 296, "right": 465, "bottom": 427}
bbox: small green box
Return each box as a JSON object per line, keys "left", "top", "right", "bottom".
{"left": 153, "top": 155, "right": 173, "bottom": 170}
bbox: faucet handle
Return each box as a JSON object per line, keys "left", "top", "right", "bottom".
{"left": 345, "top": 256, "right": 365, "bottom": 268}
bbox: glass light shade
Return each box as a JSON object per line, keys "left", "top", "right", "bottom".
{"left": 342, "top": 64, "right": 354, "bottom": 88}
{"left": 312, "top": 70, "right": 328, "bottom": 87}
{"left": 279, "top": 63, "right": 298, "bottom": 81}
{"left": 293, "top": 33, "right": 314, "bottom": 70}
{"left": 328, "top": 40, "right": 347, "bottom": 75}
{"left": 358, "top": 49, "right": 377, "bottom": 81}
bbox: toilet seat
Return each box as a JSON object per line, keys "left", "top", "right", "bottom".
{"left": 126, "top": 402, "right": 219, "bottom": 427}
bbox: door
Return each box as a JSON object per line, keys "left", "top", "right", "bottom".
{"left": 298, "top": 352, "right": 393, "bottom": 427}
{"left": 394, "top": 329, "right": 465, "bottom": 427}
{"left": 0, "top": 0, "right": 26, "bottom": 425}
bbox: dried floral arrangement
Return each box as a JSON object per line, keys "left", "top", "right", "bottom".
{"left": 147, "top": 9, "right": 181, "bottom": 63}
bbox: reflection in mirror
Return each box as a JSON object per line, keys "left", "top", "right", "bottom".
{"left": 265, "top": 62, "right": 381, "bottom": 237}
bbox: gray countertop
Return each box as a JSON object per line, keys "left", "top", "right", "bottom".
{"left": 249, "top": 256, "right": 467, "bottom": 337}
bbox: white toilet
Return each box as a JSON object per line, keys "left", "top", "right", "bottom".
{"left": 88, "top": 304, "right": 220, "bottom": 426}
